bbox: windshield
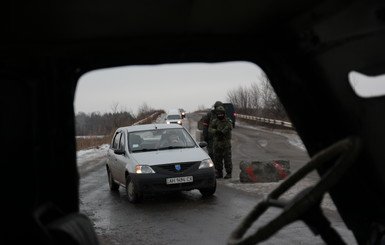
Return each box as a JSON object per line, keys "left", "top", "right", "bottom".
{"left": 167, "top": 115, "right": 181, "bottom": 120}
{"left": 128, "top": 128, "right": 197, "bottom": 152}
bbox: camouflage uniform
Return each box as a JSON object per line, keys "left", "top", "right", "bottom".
{"left": 208, "top": 106, "right": 233, "bottom": 178}
{"left": 202, "top": 101, "right": 223, "bottom": 160}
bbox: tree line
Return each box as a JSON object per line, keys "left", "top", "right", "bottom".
{"left": 226, "top": 73, "right": 288, "bottom": 120}
{"left": 75, "top": 102, "right": 162, "bottom": 136}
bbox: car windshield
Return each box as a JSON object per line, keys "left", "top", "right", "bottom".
{"left": 128, "top": 128, "right": 196, "bottom": 152}
{"left": 167, "top": 115, "right": 181, "bottom": 119}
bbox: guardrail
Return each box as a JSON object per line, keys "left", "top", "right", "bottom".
{"left": 237, "top": 114, "right": 293, "bottom": 129}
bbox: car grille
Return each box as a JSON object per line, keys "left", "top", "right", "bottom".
{"left": 156, "top": 162, "right": 199, "bottom": 173}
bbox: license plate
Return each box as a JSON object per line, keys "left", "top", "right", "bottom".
{"left": 166, "top": 176, "right": 193, "bottom": 185}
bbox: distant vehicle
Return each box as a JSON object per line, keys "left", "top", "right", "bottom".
{"left": 222, "top": 103, "right": 236, "bottom": 128}
{"left": 179, "top": 108, "right": 186, "bottom": 118}
{"left": 106, "top": 124, "right": 216, "bottom": 203}
{"left": 166, "top": 109, "right": 183, "bottom": 125}
{"left": 168, "top": 109, "right": 181, "bottom": 115}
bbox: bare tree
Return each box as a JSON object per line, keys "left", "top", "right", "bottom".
{"left": 227, "top": 85, "right": 246, "bottom": 113}
{"left": 110, "top": 101, "right": 120, "bottom": 114}
{"left": 227, "top": 83, "right": 260, "bottom": 114}
{"left": 109, "top": 102, "right": 136, "bottom": 129}
{"left": 137, "top": 102, "right": 153, "bottom": 116}
{"left": 197, "top": 105, "right": 207, "bottom": 111}
{"left": 250, "top": 82, "right": 261, "bottom": 114}
{"left": 259, "top": 73, "right": 287, "bottom": 119}
{"left": 259, "top": 74, "right": 275, "bottom": 110}
{"left": 110, "top": 102, "right": 122, "bottom": 129}
{"left": 226, "top": 75, "right": 287, "bottom": 120}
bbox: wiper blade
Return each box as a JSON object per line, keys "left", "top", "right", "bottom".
{"left": 132, "top": 148, "right": 157, "bottom": 153}
{"left": 158, "top": 146, "right": 186, "bottom": 150}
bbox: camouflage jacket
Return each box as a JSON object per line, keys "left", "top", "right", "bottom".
{"left": 208, "top": 117, "right": 233, "bottom": 148}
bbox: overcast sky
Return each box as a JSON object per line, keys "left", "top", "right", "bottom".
{"left": 74, "top": 61, "right": 264, "bottom": 115}
{"left": 74, "top": 61, "right": 385, "bottom": 115}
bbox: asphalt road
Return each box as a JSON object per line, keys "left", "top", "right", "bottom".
{"left": 78, "top": 113, "right": 357, "bottom": 244}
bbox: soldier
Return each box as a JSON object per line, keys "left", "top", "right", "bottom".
{"left": 202, "top": 101, "right": 223, "bottom": 160}
{"left": 208, "top": 105, "right": 233, "bottom": 179}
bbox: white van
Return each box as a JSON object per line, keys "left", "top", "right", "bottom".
{"left": 165, "top": 109, "right": 183, "bottom": 125}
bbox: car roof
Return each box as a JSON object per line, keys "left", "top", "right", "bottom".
{"left": 222, "top": 103, "right": 234, "bottom": 109}
{"left": 118, "top": 124, "right": 183, "bottom": 133}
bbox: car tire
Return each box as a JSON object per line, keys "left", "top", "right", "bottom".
{"left": 126, "top": 176, "right": 142, "bottom": 203}
{"left": 199, "top": 181, "right": 217, "bottom": 197}
{"left": 107, "top": 169, "right": 119, "bottom": 191}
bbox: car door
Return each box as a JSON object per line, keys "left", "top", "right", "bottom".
{"left": 107, "top": 131, "right": 123, "bottom": 184}
{"left": 115, "top": 131, "right": 129, "bottom": 184}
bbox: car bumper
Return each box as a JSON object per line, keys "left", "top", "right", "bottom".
{"left": 131, "top": 168, "right": 216, "bottom": 194}
{"left": 166, "top": 121, "right": 182, "bottom": 125}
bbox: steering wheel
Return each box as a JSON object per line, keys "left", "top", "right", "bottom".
{"left": 228, "top": 136, "right": 362, "bottom": 245}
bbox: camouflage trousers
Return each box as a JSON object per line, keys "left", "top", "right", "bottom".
{"left": 213, "top": 145, "right": 232, "bottom": 175}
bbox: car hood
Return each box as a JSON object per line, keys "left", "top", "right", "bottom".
{"left": 131, "top": 147, "right": 209, "bottom": 165}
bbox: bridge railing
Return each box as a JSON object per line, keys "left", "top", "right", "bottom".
{"left": 236, "top": 114, "right": 293, "bottom": 129}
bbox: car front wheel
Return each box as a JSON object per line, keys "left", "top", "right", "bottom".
{"left": 107, "top": 169, "right": 119, "bottom": 191}
{"left": 126, "top": 176, "right": 143, "bottom": 203}
{"left": 199, "top": 181, "right": 216, "bottom": 197}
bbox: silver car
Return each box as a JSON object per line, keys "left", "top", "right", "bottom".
{"left": 106, "top": 124, "right": 216, "bottom": 203}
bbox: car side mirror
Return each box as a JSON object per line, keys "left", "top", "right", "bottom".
{"left": 199, "top": 142, "right": 207, "bottom": 148}
{"left": 114, "top": 149, "right": 125, "bottom": 155}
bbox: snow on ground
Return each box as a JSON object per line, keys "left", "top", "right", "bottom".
{"left": 77, "top": 144, "right": 109, "bottom": 168}
{"left": 237, "top": 121, "right": 306, "bottom": 151}
{"left": 222, "top": 173, "right": 336, "bottom": 211}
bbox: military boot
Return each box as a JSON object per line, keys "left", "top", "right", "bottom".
{"left": 224, "top": 173, "right": 232, "bottom": 179}
{"left": 215, "top": 170, "right": 223, "bottom": 178}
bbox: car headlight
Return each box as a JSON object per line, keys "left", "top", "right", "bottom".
{"left": 199, "top": 159, "right": 214, "bottom": 169}
{"left": 135, "top": 165, "right": 155, "bottom": 174}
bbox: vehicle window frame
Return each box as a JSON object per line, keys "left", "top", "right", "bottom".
{"left": 112, "top": 132, "right": 122, "bottom": 150}
{"left": 119, "top": 132, "right": 126, "bottom": 150}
